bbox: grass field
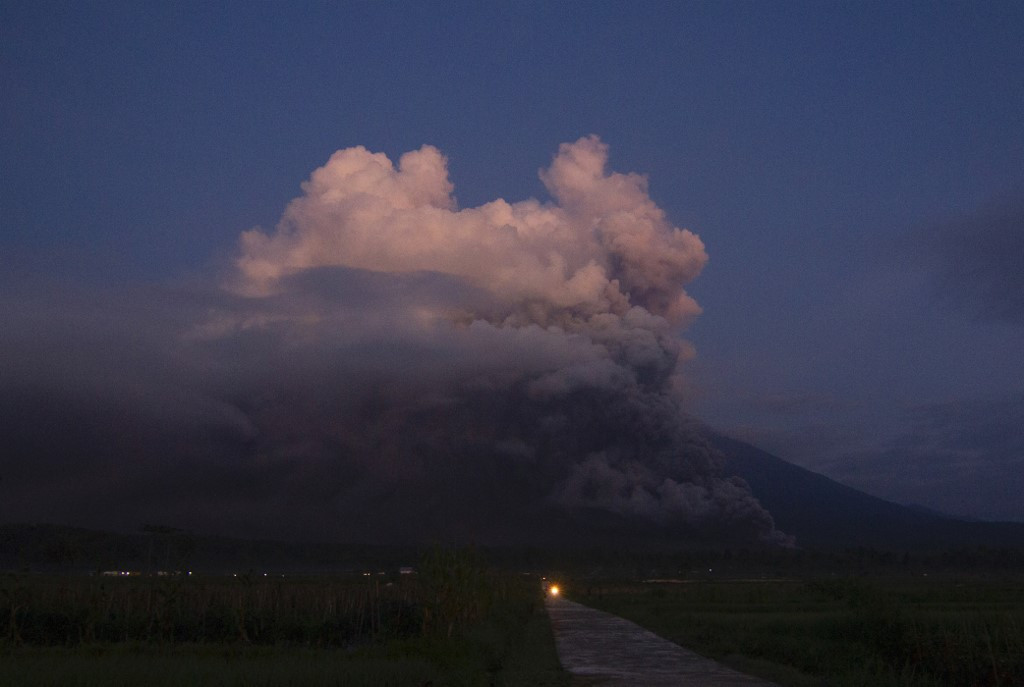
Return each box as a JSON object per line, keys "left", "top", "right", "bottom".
{"left": 571, "top": 574, "right": 1024, "bottom": 686}
{"left": 9, "top": 545, "right": 1024, "bottom": 686}
{"left": 0, "top": 612, "right": 565, "bottom": 687}
{"left": 0, "top": 548, "right": 567, "bottom": 686}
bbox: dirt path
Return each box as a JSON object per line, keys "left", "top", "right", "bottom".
{"left": 545, "top": 596, "right": 779, "bottom": 686}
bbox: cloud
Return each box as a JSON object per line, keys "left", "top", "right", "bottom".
{"left": 0, "top": 138, "right": 788, "bottom": 546}
{"left": 921, "top": 196, "right": 1024, "bottom": 323}
{"left": 234, "top": 135, "right": 705, "bottom": 327}
{"left": 813, "top": 396, "right": 1024, "bottom": 522}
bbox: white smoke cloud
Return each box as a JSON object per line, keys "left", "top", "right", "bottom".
{"left": 235, "top": 135, "right": 705, "bottom": 330}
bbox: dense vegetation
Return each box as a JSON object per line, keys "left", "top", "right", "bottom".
{"left": 0, "top": 547, "right": 567, "bottom": 686}
{"left": 574, "top": 575, "right": 1024, "bottom": 686}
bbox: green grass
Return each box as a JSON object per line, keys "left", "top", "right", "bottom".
{"left": 0, "top": 644, "right": 439, "bottom": 687}
{"left": 0, "top": 608, "right": 566, "bottom": 687}
{"left": 572, "top": 576, "right": 1024, "bottom": 687}
{"left": 489, "top": 601, "right": 567, "bottom": 686}
{"left": 0, "top": 549, "right": 568, "bottom": 686}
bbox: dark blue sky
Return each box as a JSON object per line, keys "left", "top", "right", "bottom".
{"left": 3, "top": 1, "right": 1023, "bottom": 522}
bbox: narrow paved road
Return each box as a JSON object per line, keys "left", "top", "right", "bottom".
{"left": 545, "top": 596, "right": 779, "bottom": 686}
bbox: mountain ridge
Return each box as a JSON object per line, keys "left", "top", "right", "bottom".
{"left": 4, "top": 432, "right": 1024, "bottom": 570}
{"left": 710, "top": 431, "right": 1024, "bottom": 550}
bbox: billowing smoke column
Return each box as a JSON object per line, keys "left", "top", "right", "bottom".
{"left": 0, "top": 136, "right": 786, "bottom": 545}
{"left": 215, "top": 135, "right": 787, "bottom": 545}
{"left": 236, "top": 136, "right": 704, "bottom": 328}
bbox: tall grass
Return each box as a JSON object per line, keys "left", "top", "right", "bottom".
{"left": 0, "top": 549, "right": 568, "bottom": 686}
{"left": 1, "top": 571, "right": 423, "bottom": 646}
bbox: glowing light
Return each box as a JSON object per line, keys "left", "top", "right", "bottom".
{"left": 548, "top": 584, "right": 560, "bottom": 597}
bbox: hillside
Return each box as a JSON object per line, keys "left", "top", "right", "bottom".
{"left": 711, "top": 431, "right": 1024, "bottom": 551}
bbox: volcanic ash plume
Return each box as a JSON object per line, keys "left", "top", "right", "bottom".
{"left": 213, "top": 135, "right": 787, "bottom": 545}
{"left": 236, "top": 135, "right": 704, "bottom": 328}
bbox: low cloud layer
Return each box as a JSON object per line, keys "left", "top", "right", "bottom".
{"left": 707, "top": 387, "right": 1024, "bottom": 523}
{"left": 922, "top": 196, "right": 1024, "bottom": 324}
{"left": 828, "top": 396, "right": 1024, "bottom": 522}
{"left": 0, "top": 138, "right": 787, "bottom": 546}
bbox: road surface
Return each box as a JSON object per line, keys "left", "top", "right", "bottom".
{"left": 545, "top": 596, "right": 779, "bottom": 686}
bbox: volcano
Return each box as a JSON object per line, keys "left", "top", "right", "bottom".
{"left": 710, "top": 431, "right": 1024, "bottom": 551}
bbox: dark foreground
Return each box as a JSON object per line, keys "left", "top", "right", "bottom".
{"left": 5, "top": 549, "right": 1024, "bottom": 686}
{"left": 571, "top": 575, "right": 1024, "bottom": 686}
{"left": 0, "top": 549, "right": 567, "bottom": 686}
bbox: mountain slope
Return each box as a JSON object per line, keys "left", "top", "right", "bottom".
{"left": 5, "top": 433, "right": 1024, "bottom": 562}
{"left": 710, "top": 431, "right": 1024, "bottom": 550}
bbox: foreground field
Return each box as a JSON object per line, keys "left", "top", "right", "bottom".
{"left": 0, "top": 549, "right": 567, "bottom": 686}
{"left": 0, "top": 620, "right": 563, "bottom": 687}
{"left": 573, "top": 575, "right": 1024, "bottom": 686}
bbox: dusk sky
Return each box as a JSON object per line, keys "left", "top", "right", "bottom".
{"left": 2, "top": 1, "right": 1023, "bottom": 535}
